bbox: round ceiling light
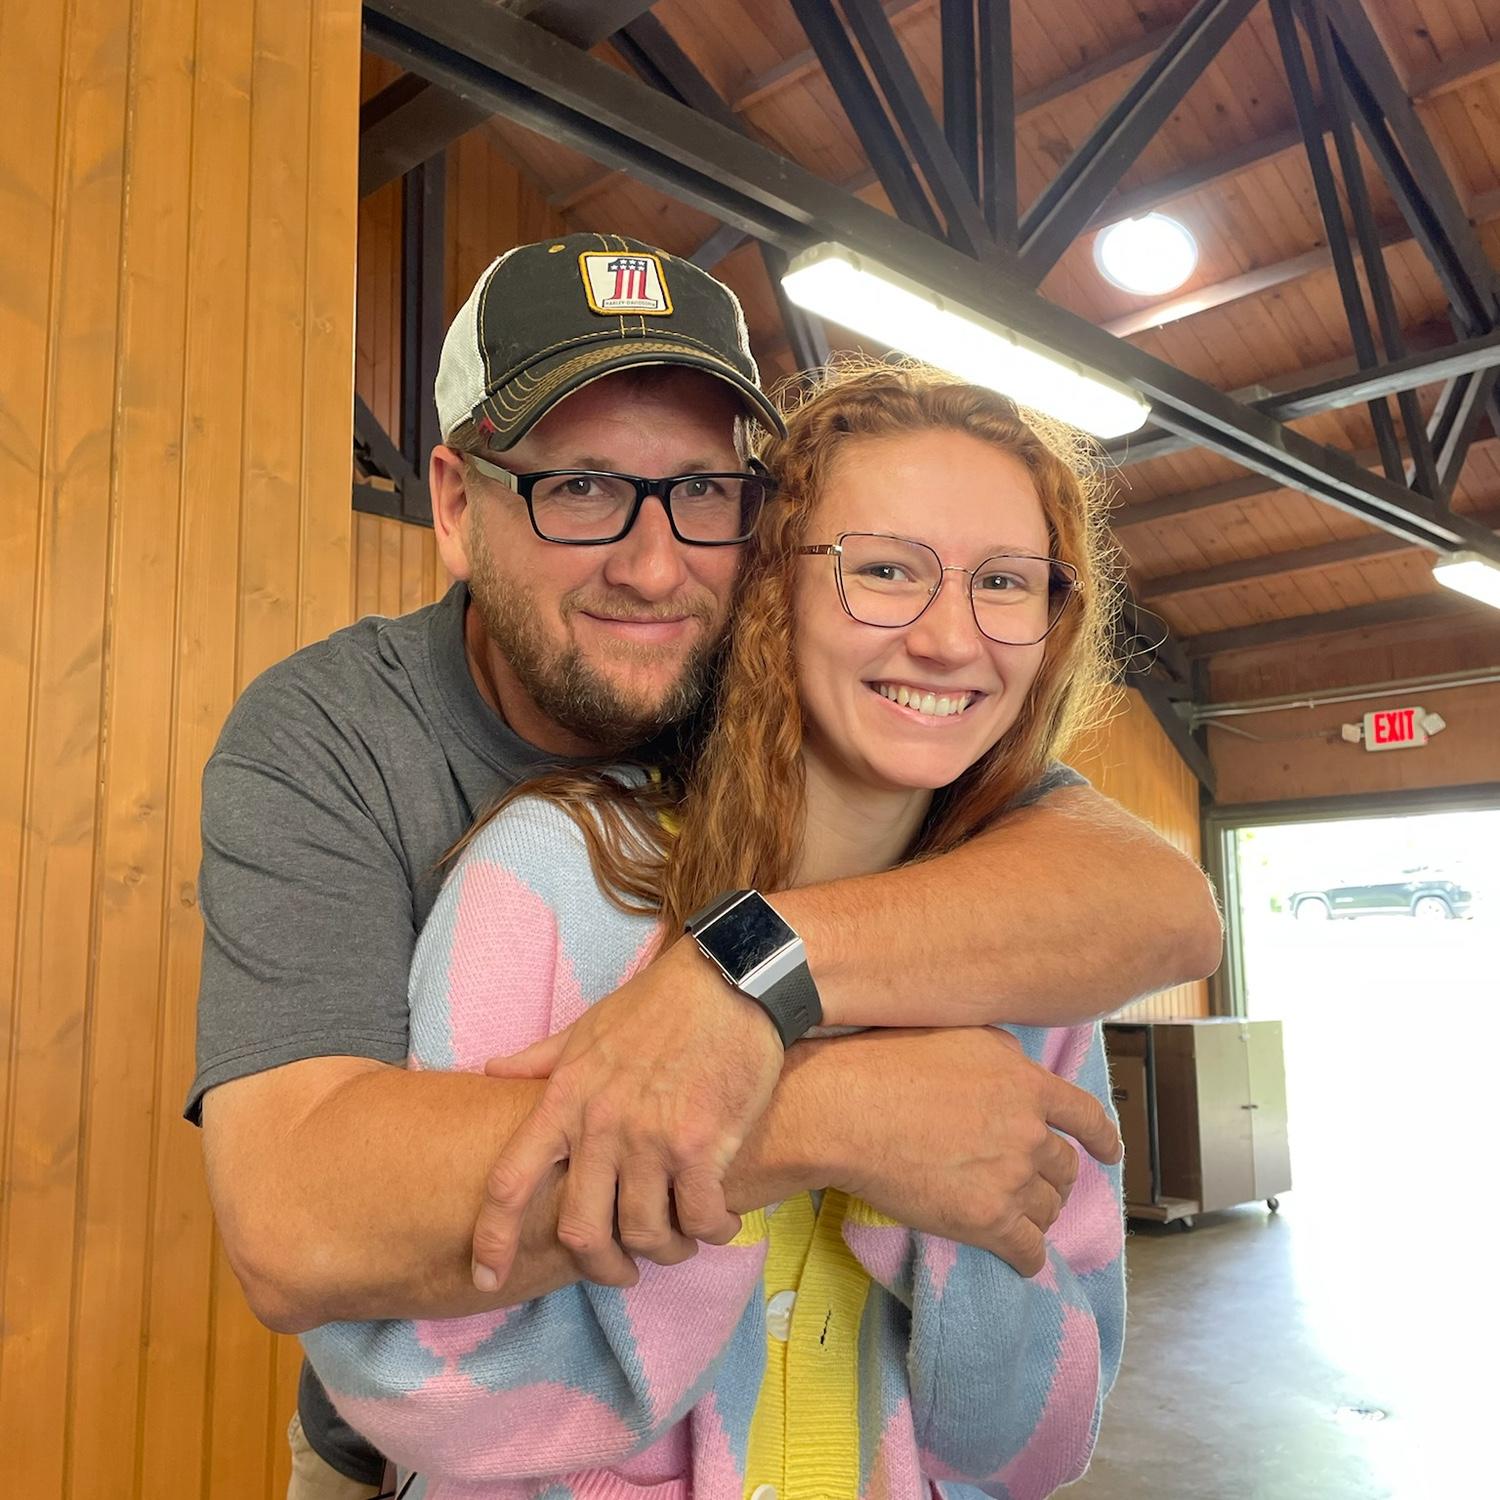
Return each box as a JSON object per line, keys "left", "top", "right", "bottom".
{"left": 1093, "top": 213, "right": 1199, "bottom": 296}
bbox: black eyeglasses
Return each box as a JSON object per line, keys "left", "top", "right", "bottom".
{"left": 464, "top": 453, "right": 772, "bottom": 546}
{"left": 799, "top": 531, "right": 1081, "bottom": 646}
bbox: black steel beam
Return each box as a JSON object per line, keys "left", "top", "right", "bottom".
{"left": 764, "top": 243, "right": 835, "bottom": 372}
{"left": 1272, "top": 0, "right": 1403, "bottom": 483}
{"left": 788, "top": 0, "right": 941, "bottom": 235}
{"left": 360, "top": 0, "right": 1500, "bottom": 563}
{"left": 1110, "top": 327, "right": 1500, "bottom": 467}
{"left": 1431, "top": 368, "right": 1498, "bottom": 501}
{"left": 1141, "top": 532, "right": 1410, "bottom": 601}
{"left": 1142, "top": 503, "right": 1500, "bottom": 600}
{"left": 1325, "top": 0, "right": 1499, "bottom": 334}
{"left": 511, "top": 0, "right": 667, "bottom": 50}
{"left": 354, "top": 394, "right": 432, "bottom": 526}
{"left": 1130, "top": 669, "right": 1217, "bottom": 794}
{"left": 612, "top": 17, "right": 833, "bottom": 373}
{"left": 401, "top": 157, "right": 445, "bottom": 500}
{"left": 1088, "top": 125, "right": 1303, "bottom": 230}
{"left": 976, "top": 0, "right": 1016, "bottom": 246}
{"left": 841, "top": 0, "right": 992, "bottom": 256}
{"left": 1017, "top": 0, "right": 1258, "bottom": 283}
{"left": 1324, "top": 0, "right": 1500, "bottom": 455}
{"left": 688, "top": 223, "right": 750, "bottom": 269}
{"left": 1112, "top": 474, "right": 1280, "bottom": 531}
{"left": 613, "top": 14, "right": 740, "bottom": 129}
{"left": 360, "top": 78, "right": 490, "bottom": 199}
{"left": 1300, "top": 0, "right": 1439, "bottom": 499}
{"left": 942, "top": 0, "right": 979, "bottom": 196}
{"left": 360, "top": 0, "right": 662, "bottom": 199}
{"left": 1186, "top": 592, "right": 1488, "bottom": 658}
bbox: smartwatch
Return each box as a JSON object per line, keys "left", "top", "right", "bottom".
{"left": 685, "top": 889, "right": 823, "bottom": 1048}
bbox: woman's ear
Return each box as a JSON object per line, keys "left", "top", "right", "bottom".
{"left": 429, "top": 445, "right": 474, "bottom": 582}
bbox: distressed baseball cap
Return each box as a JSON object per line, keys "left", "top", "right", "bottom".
{"left": 435, "top": 232, "right": 785, "bottom": 450}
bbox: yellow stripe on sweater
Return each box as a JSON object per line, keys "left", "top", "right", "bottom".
{"left": 744, "top": 1192, "right": 872, "bottom": 1499}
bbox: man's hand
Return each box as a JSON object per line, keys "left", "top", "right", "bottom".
{"left": 475, "top": 938, "right": 785, "bottom": 1291}
{"left": 827, "top": 1027, "right": 1122, "bottom": 1277}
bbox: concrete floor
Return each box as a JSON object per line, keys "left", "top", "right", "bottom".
{"left": 1072, "top": 911, "right": 1499, "bottom": 1499}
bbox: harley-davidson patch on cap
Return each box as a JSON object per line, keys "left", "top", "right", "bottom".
{"left": 579, "top": 251, "right": 673, "bottom": 315}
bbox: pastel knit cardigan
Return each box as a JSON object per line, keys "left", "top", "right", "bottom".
{"left": 301, "top": 798, "right": 1126, "bottom": 1499}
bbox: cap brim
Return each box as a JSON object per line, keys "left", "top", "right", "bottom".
{"left": 476, "top": 337, "right": 786, "bottom": 449}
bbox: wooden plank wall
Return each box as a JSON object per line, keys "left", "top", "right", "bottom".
{"left": 0, "top": 0, "right": 360, "bottom": 1492}
{"left": 1070, "top": 691, "right": 1214, "bottom": 1022}
{"left": 351, "top": 95, "right": 569, "bottom": 621}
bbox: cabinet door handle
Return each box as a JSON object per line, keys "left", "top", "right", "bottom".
{"left": 1240, "top": 1103, "right": 1259, "bottom": 1110}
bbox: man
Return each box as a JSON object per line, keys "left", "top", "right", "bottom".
{"left": 192, "top": 233, "right": 1222, "bottom": 1495}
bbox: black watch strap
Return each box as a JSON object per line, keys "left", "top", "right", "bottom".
{"left": 757, "top": 963, "right": 822, "bottom": 1049}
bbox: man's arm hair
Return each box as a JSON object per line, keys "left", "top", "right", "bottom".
{"left": 203, "top": 1043, "right": 835, "bottom": 1332}
{"left": 776, "top": 783, "right": 1223, "bottom": 1030}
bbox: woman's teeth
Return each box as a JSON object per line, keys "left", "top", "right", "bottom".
{"left": 873, "top": 683, "right": 973, "bottom": 717}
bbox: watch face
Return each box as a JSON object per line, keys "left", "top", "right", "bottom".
{"left": 698, "top": 894, "right": 794, "bottom": 979}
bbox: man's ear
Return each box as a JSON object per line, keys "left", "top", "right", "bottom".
{"left": 430, "top": 445, "right": 473, "bottom": 582}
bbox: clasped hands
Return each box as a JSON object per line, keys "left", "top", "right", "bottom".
{"left": 471, "top": 938, "right": 1122, "bottom": 1293}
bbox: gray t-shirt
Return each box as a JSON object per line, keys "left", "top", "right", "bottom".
{"left": 189, "top": 579, "right": 1083, "bottom": 1481}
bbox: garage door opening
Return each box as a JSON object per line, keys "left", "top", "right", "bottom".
{"left": 1214, "top": 800, "right": 1499, "bottom": 1494}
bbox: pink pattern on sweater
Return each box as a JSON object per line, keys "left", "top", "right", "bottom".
{"left": 921, "top": 1235, "right": 960, "bottom": 1300}
{"left": 869, "top": 1395, "right": 924, "bottom": 1500}
{"left": 1048, "top": 1152, "right": 1124, "bottom": 1278}
{"left": 412, "top": 1306, "right": 509, "bottom": 1364}
{"left": 337, "top": 1378, "right": 638, "bottom": 1481}
{"left": 446, "top": 862, "right": 577, "bottom": 1067}
{"left": 618, "top": 1251, "right": 767, "bottom": 1425}
{"left": 994, "top": 1301, "right": 1102, "bottom": 1499}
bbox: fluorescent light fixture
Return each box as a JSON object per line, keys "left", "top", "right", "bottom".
{"left": 1432, "top": 550, "right": 1500, "bottom": 610}
{"left": 780, "top": 242, "right": 1152, "bottom": 439}
{"left": 1094, "top": 214, "right": 1199, "bottom": 296}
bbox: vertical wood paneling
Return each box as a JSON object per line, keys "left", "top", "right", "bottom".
{"left": 67, "top": 0, "right": 195, "bottom": 1491}
{"left": 0, "top": 0, "right": 359, "bottom": 1492}
{"left": 2, "top": 0, "right": 130, "bottom": 1488}
{"left": 0, "top": 9, "right": 68, "bottom": 1471}
{"left": 1070, "top": 690, "right": 1214, "bottom": 1022}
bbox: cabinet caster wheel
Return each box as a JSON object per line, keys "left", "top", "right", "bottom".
{"left": 1177, "top": 1216, "right": 1195, "bottom": 1232}
{"left": 1267, "top": 1198, "right": 1280, "bottom": 1214}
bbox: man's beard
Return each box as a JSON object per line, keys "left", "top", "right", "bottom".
{"left": 468, "top": 532, "right": 724, "bottom": 754}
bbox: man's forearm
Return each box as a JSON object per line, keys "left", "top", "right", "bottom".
{"left": 208, "top": 1050, "right": 843, "bottom": 1331}
{"left": 773, "top": 784, "right": 1223, "bottom": 1030}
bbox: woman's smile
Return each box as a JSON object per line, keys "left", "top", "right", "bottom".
{"left": 867, "top": 679, "right": 985, "bottom": 721}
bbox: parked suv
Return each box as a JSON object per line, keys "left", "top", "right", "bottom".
{"left": 1289, "top": 873, "right": 1473, "bottom": 921}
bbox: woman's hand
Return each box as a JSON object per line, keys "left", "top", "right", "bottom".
{"left": 472, "top": 938, "right": 785, "bottom": 1290}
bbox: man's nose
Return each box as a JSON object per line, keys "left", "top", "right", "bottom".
{"left": 904, "top": 571, "right": 985, "bottom": 665}
{"left": 600, "top": 494, "right": 690, "bottom": 601}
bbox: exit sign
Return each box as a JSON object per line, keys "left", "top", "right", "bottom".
{"left": 1362, "top": 706, "right": 1428, "bottom": 751}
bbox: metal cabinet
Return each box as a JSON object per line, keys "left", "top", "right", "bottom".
{"left": 1106, "top": 1018, "right": 1292, "bottom": 1229}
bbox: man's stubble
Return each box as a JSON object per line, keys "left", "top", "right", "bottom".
{"left": 467, "top": 522, "right": 727, "bottom": 753}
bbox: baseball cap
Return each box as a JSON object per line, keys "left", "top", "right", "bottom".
{"left": 435, "top": 232, "right": 786, "bottom": 450}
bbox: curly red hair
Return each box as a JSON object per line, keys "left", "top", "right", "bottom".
{"left": 449, "top": 359, "right": 1122, "bottom": 935}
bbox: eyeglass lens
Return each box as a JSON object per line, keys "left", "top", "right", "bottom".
{"left": 836, "top": 532, "right": 1070, "bottom": 645}
{"left": 529, "top": 472, "right": 767, "bottom": 543}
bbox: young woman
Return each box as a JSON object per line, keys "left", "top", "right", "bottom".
{"left": 302, "top": 362, "right": 1128, "bottom": 1500}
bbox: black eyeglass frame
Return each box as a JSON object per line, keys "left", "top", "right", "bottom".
{"left": 798, "top": 531, "right": 1083, "bottom": 646}
{"left": 463, "top": 452, "right": 774, "bottom": 546}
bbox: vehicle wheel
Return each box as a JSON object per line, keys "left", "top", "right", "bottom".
{"left": 1412, "top": 896, "right": 1452, "bottom": 920}
{"left": 1267, "top": 1198, "right": 1280, "bottom": 1213}
{"left": 1295, "top": 898, "right": 1330, "bottom": 922}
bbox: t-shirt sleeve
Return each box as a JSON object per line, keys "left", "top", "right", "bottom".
{"left": 185, "top": 703, "right": 415, "bottom": 1123}
{"left": 1007, "top": 758, "right": 1087, "bottom": 812}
